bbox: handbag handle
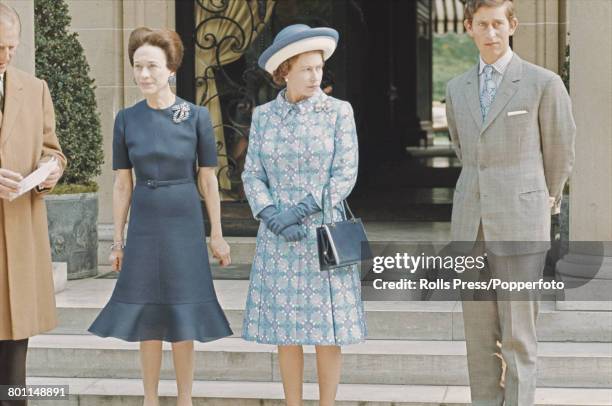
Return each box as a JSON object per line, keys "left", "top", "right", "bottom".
{"left": 320, "top": 186, "right": 355, "bottom": 226}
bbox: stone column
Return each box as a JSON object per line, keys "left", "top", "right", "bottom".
{"left": 66, "top": 0, "right": 175, "bottom": 264}
{"left": 556, "top": 0, "right": 612, "bottom": 310}
{"left": 5, "top": 0, "right": 35, "bottom": 74}
{"left": 513, "top": 0, "right": 563, "bottom": 73}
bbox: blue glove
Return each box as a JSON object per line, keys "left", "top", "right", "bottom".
{"left": 267, "top": 194, "right": 321, "bottom": 234}
{"left": 258, "top": 205, "right": 281, "bottom": 235}
{"left": 280, "top": 224, "right": 308, "bottom": 242}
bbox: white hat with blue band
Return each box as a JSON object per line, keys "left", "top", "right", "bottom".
{"left": 258, "top": 24, "right": 339, "bottom": 74}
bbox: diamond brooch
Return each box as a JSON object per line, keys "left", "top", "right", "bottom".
{"left": 172, "top": 102, "right": 190, "bottom": 123}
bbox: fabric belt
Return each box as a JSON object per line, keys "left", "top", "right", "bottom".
{"left": 136, "top": 178, "right": 194, "bottom": 189}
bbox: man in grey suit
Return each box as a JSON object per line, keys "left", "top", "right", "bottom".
{"left": 445, "top": 0, "right": 575, "bottom": 404}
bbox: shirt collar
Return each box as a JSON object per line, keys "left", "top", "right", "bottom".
{"left": 275, "top": 87, "right": 328, "bottom": 119}
{"left": 479, "top": 48, "right": 514, "bottom": 76}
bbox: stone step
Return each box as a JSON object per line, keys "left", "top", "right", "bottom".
{"left": 27, "top": 335, "right": 612, "bottom": 388}
{"left": 26, "top": 377, "right": 612, "bottom": 406}
{"left": 53, "top": 279, "right": 612, "bottom": 342}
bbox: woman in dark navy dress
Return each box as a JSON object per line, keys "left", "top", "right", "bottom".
{"left": 88, "top": 27, "right": 232, "bottom": 406}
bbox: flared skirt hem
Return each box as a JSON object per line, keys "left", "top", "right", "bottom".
{"left": 88, "top": 300, "right": 233, "bottom": 343}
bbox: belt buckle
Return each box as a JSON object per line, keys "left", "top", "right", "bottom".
{"left": 146, "top": 179, "right": 158, "bottom": 188}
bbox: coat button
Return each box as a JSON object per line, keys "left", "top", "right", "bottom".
{"left": 479, "top": 163, "right": 487, "bottom": 170}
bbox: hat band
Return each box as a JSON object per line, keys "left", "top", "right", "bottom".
{"left": 264, "top": 36, "right": 337, "bottom": 74}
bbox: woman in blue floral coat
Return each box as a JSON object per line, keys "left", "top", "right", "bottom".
{"left": 241, "top": 24, "right": 367, "bottom": 405}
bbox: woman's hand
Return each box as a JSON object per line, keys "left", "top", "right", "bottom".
{"left": 280, "top": 224, "right": 308, "bottom": 242}
{"left": 109, "top": 248, "right": 124, "bottom": 272}
{"left": 267, "top": 208, "right": 301, "bottom": 234}
{"left": 210, "top": 236, "right": 231, "bottom": 267}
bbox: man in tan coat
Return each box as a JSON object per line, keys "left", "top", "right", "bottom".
{"left": 445, "top": 0, "right": 575, "bottom": 405}
{"left": 0, "top": 5, "right": 66, "bottom": 404}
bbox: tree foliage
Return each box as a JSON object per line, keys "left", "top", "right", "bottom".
{"left": 34, "top": 0, "right": 103, "bottom": 186}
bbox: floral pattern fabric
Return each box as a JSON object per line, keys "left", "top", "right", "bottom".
{"left": 241, "top": 89, "right": 367, "bottom": 345}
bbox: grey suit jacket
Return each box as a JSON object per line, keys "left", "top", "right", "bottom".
{"left": 445, "top": 53, "right": 576, "bottom": 255}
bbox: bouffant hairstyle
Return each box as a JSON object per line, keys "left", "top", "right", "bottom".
{"left": 272, "top": 50, "right": 325, "bottom": 86}
{"left": 128, "top": 27, "right": 184, "bottom": 71}
{"left": 464, "top": 0, "right": 515, "bottom": 22}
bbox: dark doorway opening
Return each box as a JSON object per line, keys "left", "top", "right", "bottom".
{"left": 176, "top": 0, "right": 460, "bottom": 235}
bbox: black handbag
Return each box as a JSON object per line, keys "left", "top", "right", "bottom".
{"left": 316, "top": 190, "right": 373, "bottom": 271}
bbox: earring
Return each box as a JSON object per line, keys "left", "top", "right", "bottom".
{"left": 169, "top": 75, "right": 177, "bottom": 86}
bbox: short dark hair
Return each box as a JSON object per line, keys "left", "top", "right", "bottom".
{"left": 464, "top": 0, "right": 515, "bottom": 22}
{"left": 128, "top": 27, "right": 184, "bottom": 71}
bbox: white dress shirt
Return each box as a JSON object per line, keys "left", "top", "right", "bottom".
{"left": 478, "top": 48, "right": 514, "bottom": 92}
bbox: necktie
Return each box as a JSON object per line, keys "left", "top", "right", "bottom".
{"left": 480, "top": 65, "right": 497, "bottom": 121}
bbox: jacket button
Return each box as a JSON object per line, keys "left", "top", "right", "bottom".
{"left": 479, "top": 163, "right": 487, "bottom": 170}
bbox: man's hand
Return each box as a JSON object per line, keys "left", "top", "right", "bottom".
{"left": 0, "top": 168, "right": 23, "bottom": 200}
{"left": 550, "top": 196, "right": 561, "bottom": 215}
{"left": 38, "top": 159, "right": 62, "bottom": 190}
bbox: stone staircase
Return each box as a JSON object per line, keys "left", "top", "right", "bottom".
{"left": 28, "top": 276, "right": 612, "bottom": 405}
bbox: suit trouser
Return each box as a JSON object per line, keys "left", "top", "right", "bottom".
{"left": 0, "top": 338, "right": 29, "bottom": 406}
{"left": 461, "top": 226, "right": 546, "bottom": 406}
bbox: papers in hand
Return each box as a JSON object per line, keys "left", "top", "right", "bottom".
{"left": 8, "top": 158, "right": 58, "bottom": 201}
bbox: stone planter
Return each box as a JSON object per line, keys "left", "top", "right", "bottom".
{"left": 46, "top": 193, "right": 98, "bottom": 280}
{"left": 52, "top": 262, "right": 67, "bottom": 293}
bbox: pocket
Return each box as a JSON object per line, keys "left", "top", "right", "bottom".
{"left": 504, "top": 111, "right": 532, "bottom": 133}
{"left": 518, "top": 189, "right": 547, "bottom": 201}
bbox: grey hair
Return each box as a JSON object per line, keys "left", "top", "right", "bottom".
{"left": 0, "top": 3, "right": 22, "bottom": 35}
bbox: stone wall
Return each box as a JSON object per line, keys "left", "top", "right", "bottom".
{"left": 513, "top": 0, "right": 568, "bottom": 74}
{"left": 65, "top": 0, "right": 175, "bottom": 225}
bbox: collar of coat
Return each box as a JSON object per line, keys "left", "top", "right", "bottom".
{"left": 0, "top": 66, "right": 25, "bottom": 147}
{"left": 465, "top": 52, "right": 524, "bottom": 133}
{"left": 274, "top": 87, "right": 329, "bottom": 119}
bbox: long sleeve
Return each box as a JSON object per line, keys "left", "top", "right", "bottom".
{"left": 445, "top": 84, "right": 462, "bottom": 162}
{"left": 36, "top": 79, "right": 67, "bottom": 194}
{"left": 242, "top": 107, "right": 275, "bottom": 218}
{"left": 538, "top": 75, "right": 576, "bottom": 208}
{"left": 311, "top": 101, "right": 359, "bottom": 209}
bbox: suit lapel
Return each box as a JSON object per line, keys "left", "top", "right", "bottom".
{"left": 463, "top": 65, "right": 483, "bottom": 131}
{"left": 0, "top": 66, "right": 24, "bottom": 148}
{"left": 480, "top": 54, "right": 523, "bottom": 134}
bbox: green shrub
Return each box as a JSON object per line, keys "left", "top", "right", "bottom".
{"left": 561, "top": 43, "right": 570, "bottom": 93}
{"left": 433, "top": 33, "right": 479, "bottom": 102}
{"left": 34, "top": 0, "right": 103, "bottom": 188}
{"left": 50, "top": 183, "right": 98, "bottom": 195}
